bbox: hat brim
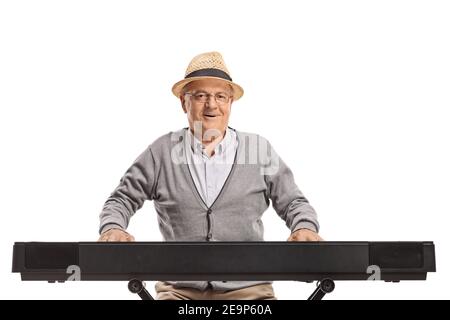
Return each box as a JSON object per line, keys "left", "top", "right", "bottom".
{"left": 172, "top": 76, "right": 244, "bottom": 101}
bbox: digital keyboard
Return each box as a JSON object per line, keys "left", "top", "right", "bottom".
{"left": 12, "top": 241, "right": 436, "bottom": 299}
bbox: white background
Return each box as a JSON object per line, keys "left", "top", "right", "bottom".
{"left": 1, "top": 0, "right": 449, "bottom": 300}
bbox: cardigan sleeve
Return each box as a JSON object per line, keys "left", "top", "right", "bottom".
{"left": 262, "top": 137, "right": 320, "bottom": 233}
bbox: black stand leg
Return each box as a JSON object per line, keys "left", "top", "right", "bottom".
{"left": 128, "top": 279, "right": 154, "bottom": 300}
{"left": 307, "top": 278, "right": 335, "bottom": 300}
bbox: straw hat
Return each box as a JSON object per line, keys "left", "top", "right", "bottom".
{"left": 172, "top": 51, "right": 244, "bottom": 101}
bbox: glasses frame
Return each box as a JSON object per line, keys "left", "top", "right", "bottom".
{"left": 184, "top": 91, "right": 233, "bottom": 104}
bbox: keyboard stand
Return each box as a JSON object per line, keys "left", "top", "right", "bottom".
{"left": 127, "top": 278, "right": 335, "bottom": 300}
{"left": 128, "top": 279, "right": 154, "bottom": 300}
{"left": 307, "top": 278, "right": 335, "bottom": 300}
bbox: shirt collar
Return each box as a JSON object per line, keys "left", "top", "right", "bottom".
{"left": 187, "top": 127, "right": 232, "bottom": 157}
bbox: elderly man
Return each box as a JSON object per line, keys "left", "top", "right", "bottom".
{"left": 98, "top": 52, "right": 322, "bottom": 300}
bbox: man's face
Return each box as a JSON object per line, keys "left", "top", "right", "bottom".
{"left": 181, "top": 79, "right": 233, "bottom": 141}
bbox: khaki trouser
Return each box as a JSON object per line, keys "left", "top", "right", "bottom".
{"left": 155, "top": 282, "right": 277, "bottom": 300}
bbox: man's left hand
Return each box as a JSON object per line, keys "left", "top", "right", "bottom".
{"left": 288, "top": 228, "right": 323, "bottom": 242}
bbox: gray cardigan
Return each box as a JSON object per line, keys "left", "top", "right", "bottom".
{"left": 99, "top": 127, "right": 319, "bottom": 291}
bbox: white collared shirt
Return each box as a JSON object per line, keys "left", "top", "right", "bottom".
{"left": 185, "top": 127, "right": 238, "bottom": 207}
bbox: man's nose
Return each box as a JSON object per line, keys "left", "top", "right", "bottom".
{"left": 205, "top": 96, "right": 218, "bottom": 107}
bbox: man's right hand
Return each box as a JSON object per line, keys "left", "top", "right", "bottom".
{"left": 98, "top": 228, "right": 135, "bottom": 242}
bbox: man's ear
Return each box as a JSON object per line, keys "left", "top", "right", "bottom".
{"left": 180, "top": 96, "right": 187, "bottom": 113}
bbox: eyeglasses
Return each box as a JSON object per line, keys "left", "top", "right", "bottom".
{"left": 184, "top": 91, "right": 232, "bottom": 104}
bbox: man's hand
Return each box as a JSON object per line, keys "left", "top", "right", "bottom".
{"left": 288, "top": 228, "right": 323, "bottom": 242}
{"left": 98, "top": 228, "right": 135, "bottom": 242}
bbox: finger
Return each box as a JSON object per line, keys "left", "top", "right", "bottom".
{"left": 296, "top": 235, "right": 321, "bottom": 242}
{"left": 306, "top": 235, "right": 321, "bottom": 241}
{"left": 107, "top": 233, "right": 120, "bottom": 242}
{"left": 117, "top": 232, "right": 134, "bottom": 242}
{"left": 287, "top": 233, "right": 322, "bottom": 242}
{"left": 98, "top": 233, "right": 111, "bottom": 242}
{"left": 118, "top": 234, "right": 131, "bottom": 242}
{"left": 289, "top": 235, "right": 306, "bottom": 242}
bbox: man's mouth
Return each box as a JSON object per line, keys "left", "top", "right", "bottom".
{"left": 204, "top": 114, "right": 218, "bottom": 118}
